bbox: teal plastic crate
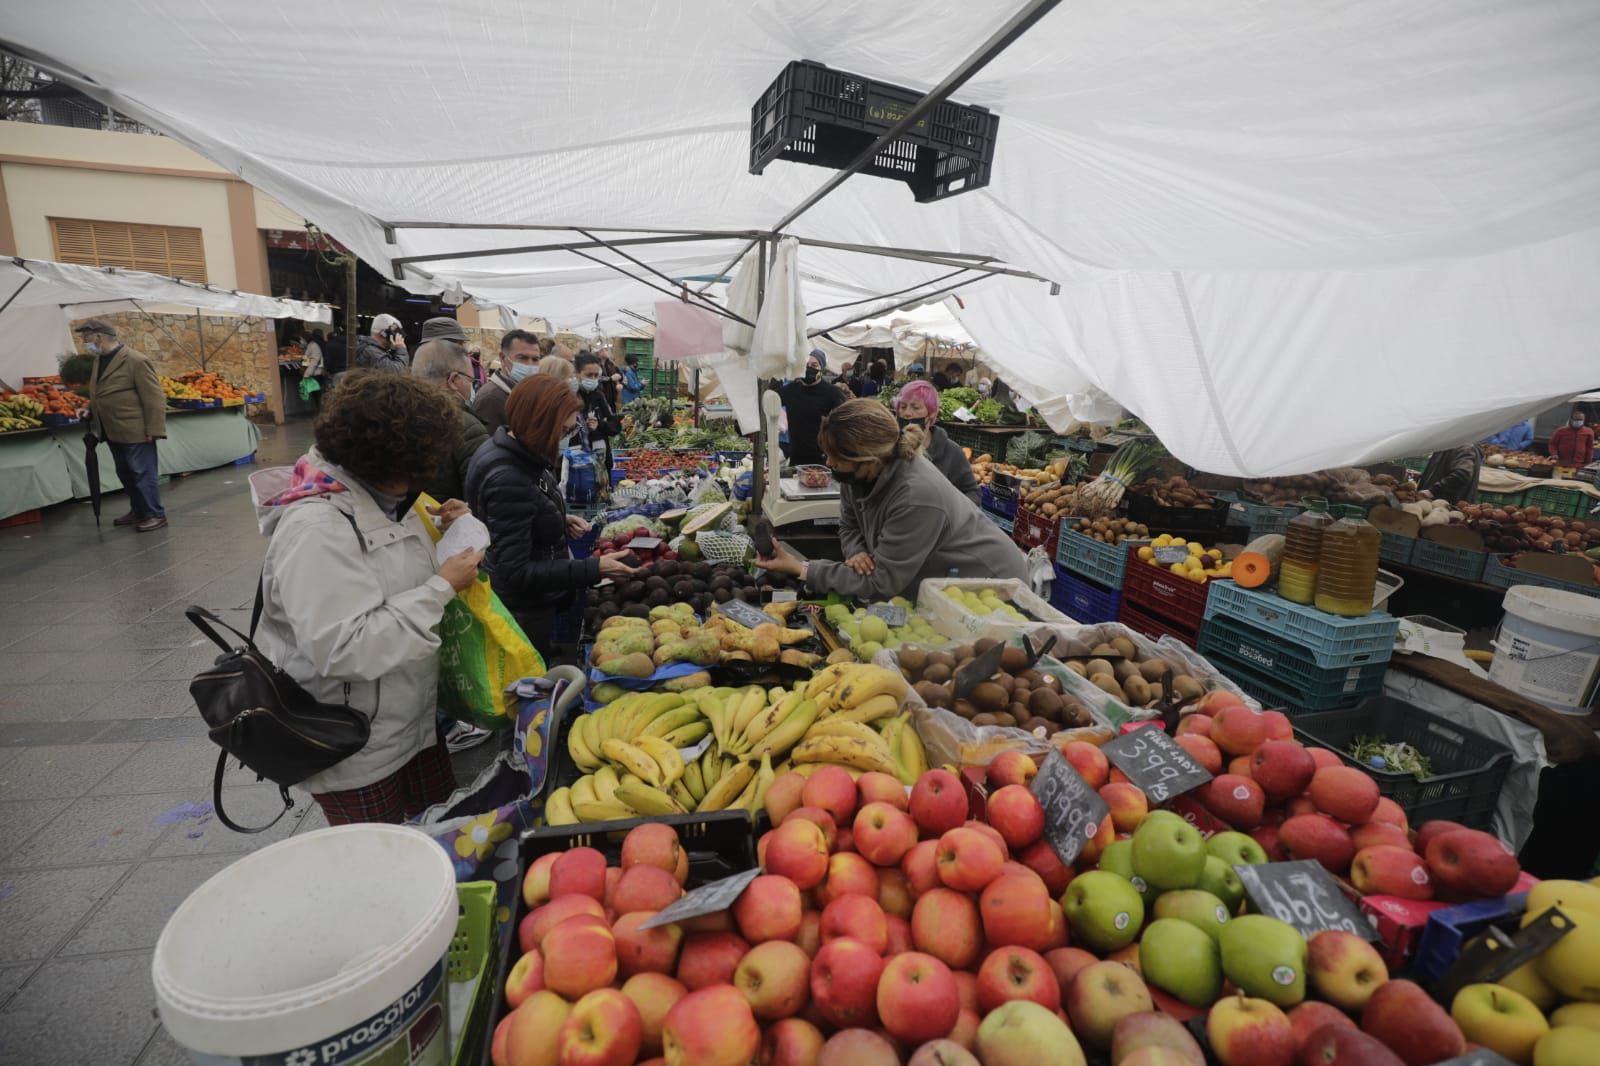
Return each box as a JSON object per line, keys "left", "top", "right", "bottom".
{"left": 622, "top": 337, "right": 655, "bottom": 369}
{"left": 1199, "top": 611, "right": 1391, "bottom": 689}
{"left": 1229, "top": 499, "right": 1303, "bottom": 538}
{"left": 1482, "top": 554, "right": 1600, "bottom": 598}
{"left": 1204, "top": 643, "right": 1384, "bottom": 714}
{"left": 1410, "top": 538, "right": 1488, "bottom": 582}
{"left": 1203, "top": 582, "right": 1400, "bottom": 669}
{"left": 1527, "top": 485, "right": 1594, "bottom": 519}
{"left": 1473, "top": 488, "right": 1526, "bottom": 509}
{"left": 985, "top": 510, "right": 1015, "bottom": 536}
{"left": 1378, "top": 530, "right": 1416, "bottom": 566}
{"left": 1055, "top": 521, "right": 1146, "bottom": 587}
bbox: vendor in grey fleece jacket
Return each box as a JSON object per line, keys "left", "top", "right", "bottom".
{"left": 758, "top": 399, "right": 1029, "bottom": 600}
{"left": 894, "top": 379, "right": 980, "bottom": 504}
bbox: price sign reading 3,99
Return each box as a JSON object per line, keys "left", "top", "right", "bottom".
{"left": 1233, "top": 859, "right": 1376, "bottom": 941}
{"left": 1030, "top": 748, "right": 1110, "bottom": 867}
{"left": 1101, "top": 726, "right": 1212, "bottom": 804}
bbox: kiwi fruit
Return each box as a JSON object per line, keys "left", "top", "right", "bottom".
{"left": 1085, "top": 658, "right": 1115, "bottom": 679}
{"left": 914, "top": 680, "right": 951, "bottom": 709}
{"left": 1025, "top": 716, "right": 1053, "bottom": 734}
{"left": 1138, "top": 659, "right": 1170, "bottom": 682}
{"left": 1064, "top": 661, "right": 1087, "bottom": 678}
{"left": 1029, "top": 688, "right": 1064, "bottom": 717}
{"left": 1123, "top": 675, "right": 1152, "bottom": 705}
{"left": 1007, "top": 701, "right": 1030, "bottom": 722}
{"left": 1018, "top": 669, "right": 1045, "bottom": 688}
{"left": 1113, "top": 660, "right": 1141, "bottom": 684}
{"left": 991, "top": 711, "right": 1019, "bottom": 728}
{"left": 974, "top": 637, "right": 1000, "bottom": 656}
{"left": 1171, "top": 674, "right": 1205, "bottom": 701}
{"left": 995, "top": 674, "right": 1016, "bottom": 695}
{"left": 1010, "top": 682, "right": 1031, "bottom": 704}
{"left": 971, "top": 713, "right": 997, "bottom": 726}
{"left": 899, "top": 647, "right": 928, "bottom": 676}
{"left": 927, "top": 651, "right": 956, "bottom": 671}
{"left": 1091, "top": 674, "right": 1127, "bottom": 701}
{"left": 1061, "top": 701, "right": 1090, "bottom": 727}
{"left": 1090, "top": 642, "right": 1123, "bottom": 658}
{"left": 923, "top": 663, "right": 953, "bottom": 685}
{"left": 950, "top": 645, "right": 974, "bottom": 662}
{"left": 999, "top": 645, "right": 1029, "bottom": 674}
{"left": 953, "top": 699, "right": 978, "bottom": 719}
{"left": 1109, "top": 636, "right": 1138, "bottom": 659}
{"left": 970, "top": 682, "right": 1008, "bottom": 713}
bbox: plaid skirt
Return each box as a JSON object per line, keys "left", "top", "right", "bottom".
{"left": 311, "top": 742, "right": 456, "bottom": 826}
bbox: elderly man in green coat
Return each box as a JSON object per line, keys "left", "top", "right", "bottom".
{"left": 78, "top": 319, "right": 169, "bottom": 531}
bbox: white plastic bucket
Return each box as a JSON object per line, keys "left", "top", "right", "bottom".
{"left": 152, "top": 824, "right": 458, "bottom": 1066}
{"left": 1489, "top": 585, "right": 1600, "bottom": 715}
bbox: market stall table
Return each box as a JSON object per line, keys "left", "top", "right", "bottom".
{"left": 0, "top": 404, "right": 260, "bottom": 518}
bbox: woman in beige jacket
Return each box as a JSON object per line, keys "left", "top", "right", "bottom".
{"left": 249, "top": 371, "right": 483, "bottom": 824}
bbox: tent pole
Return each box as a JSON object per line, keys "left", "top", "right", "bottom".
{"left": 390, "top": 231, "right": 756, "bottom": 278}
{"left": 196, "top": 311, "right": 205, "bottom": 370}
{"left": 562, "top": 246, "right": 754, "bottom": 327}
{"left": 0, "top": 276, "right": 32, "bottom": 317}
{"left": 808, "top": 273, "right": 998, "bottom": 337}
{"left": 576, "top": 228, "right": 743, "bottom": 326}
{"left": 791, "top": 237, "right": 1054, "bottom": 283}
{"left": 751, "top": 234, "right": 768, "bottom": 513}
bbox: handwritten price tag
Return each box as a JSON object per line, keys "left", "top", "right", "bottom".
{"left": 1153, "top": 545, "right": 1191, "bottom": 565}
{"left": 1233, "top": 860, "right": 1376, "bottom": 940}
{"left": 716, "top": 600, "right": 780, "bottom": 629}
{"left": 1030, "top": 749, "right": 1110, "bottom": 867}
{"left": 639, "top": 868, "right": 762, "bottom": 930}
{"left": 867, "top": 603, "right": 908, "bottom": 627}
{"left": 1101, "top": 727, "right": 1212, "bottom": 804}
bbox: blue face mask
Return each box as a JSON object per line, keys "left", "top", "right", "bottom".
{"left": 579, "top": 377, "right": 600, "bottom": 392}
{"left": 507, "top": 361, "right": 536, "bottom": 383}
{"left": 85, "top": 341, "right": 102, "bottom": 355}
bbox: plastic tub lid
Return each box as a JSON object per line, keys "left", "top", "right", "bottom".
{"left": 1502, "top": 585, "right": 1600, "bottom": 638}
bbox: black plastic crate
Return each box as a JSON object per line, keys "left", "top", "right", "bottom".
{"left": 750, "top": 60, "right": 999, "bottom": 203}
{"left": 1292, "top": 697, "right": 1513, "bottom": 831}
{"left": 1127, "top": 491, "right": 1229, "bottom": 534}
{"left": 482, "top": 812, "right": 758, "bottom": 1065}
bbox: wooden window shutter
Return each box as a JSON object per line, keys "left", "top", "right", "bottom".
{"left": 49, "top": 218, "right": 208, "bottom": 282}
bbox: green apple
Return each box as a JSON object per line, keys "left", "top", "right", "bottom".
{"left": 1098, "top": 840, "right": 1158, "bottom": 906}
{"left": 1217, "top": 914, "right": 1307, "bottom": 1008}
{"left": 859, "top": 614, "right": 890, "bottom": 644}
{"left": 1450, "top": 983, "right": 1549, "bottom": 1064}
{"left": 1153, "top": 889, "right": 1232, "bottom": 943}
{"left": 1207, "top": 831, "right": 1269, "bottom": 868}
{"left": 1197, "top": 855, "right": 1246, "bottom": 915}
{"left": 1141, "top": 918, "right": 1223, "bottom": 1007}
{"left": 1062, "top": 870, "right": 1146, "bottom": 952}
{"left": 1142, "top": 810, "right": 1186, "bottom": 828}
{"left": 1131, "top": 817, "right": 1206, "bottom": 893}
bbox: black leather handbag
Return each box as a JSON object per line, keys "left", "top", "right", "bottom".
{"left": 186, "top": 577, "right": 370, "bottom": 833}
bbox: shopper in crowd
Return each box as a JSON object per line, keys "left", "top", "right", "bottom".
{"left": 250, "top": 370, "right": 481, "bottom": 825}
{"left": 324, "top": 326, "right": 349, "bottom": 384}
{"left": 620, "top": 352, "right": 645, "bottom": 405}
{"left": 411, "top": 340, "right": 490, "bottom": 505}
{"left": 575, "top": 350, "right": 622, "bottom": 460}
{"left": 419, "top": 315, "right": 466, "bottom": 350}
{"left": 598, "top": 351, "right": 622, "bottom": 410}
{"left": 930, "top": 361, "right": 963, "bottom": 389}
{"left": 466, "top": 376, "right": 636, "bottom": 658}
{"left": 977, "top": 377, "right": 993, "bottom": 397}
{"left": 777, "top": 349, "right": 845, "bottom": 466}
{"left": 757, "top": 399, "right": 1028, "bottom": 600}
{"left": 78, "top": 319, "right": 169, "bottom": 532}
{"left": 301, "top": 328, "right": 327, "bottom": 383}
{"left": 894, "top": 379, "right": 980, "bottom": 504}
{"left": 1548, "top": 406, "right": 1595, "bottom": 467}
{"left": 473, "top": 329, "right": 542, "bottom": 434}
{"left": 355, "top": 313, "right": 409, "bottom": 373}
{"left": 1418, "top": 444, "right": 1483, "bottom": 504}
{"left": 1483, "top": 419, "right": 1534, "bottom": 451}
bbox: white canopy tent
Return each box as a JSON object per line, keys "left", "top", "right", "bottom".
{"left": 9, "top": 1, "right": 1599, "bottom": 475}
{"left": 0, "top": 257, "right": 331, "bottom": 385}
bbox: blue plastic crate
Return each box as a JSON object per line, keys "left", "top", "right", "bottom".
{"left": 1412, "top": 894, "right": 1528, "bottom": 987}
{"left": 1378, "top": 530, "right": 1415, "bottom": 566}
{"left": 1050, "top": 566, "right": 1122, "bottom": 623}
{"left": 1203, "top": 582, "right": 1400, "bottom": 669}
{"left": 1410, "top": 538, "right": 1488, "bottom": 582}
{"left": 1203, "top": 644, "right": 1383, "bottom": 714}
{"left": 1199, "top": 612, "right": 1390, "bottom": 691}
{"left": 1055, "top": 522, "right": 1145, "bottom": 587}
{"left": 1482, "top": 554, "right": 1600, "bottom": 598}
{"left": 980, "top": 483, "right": 1019, "bottom": 519}
{"left": 984, "top": 510, "right": 1014, "bottom": 536}
{"left": 1228, "top": 499, "right": 1302, "bottom": 538}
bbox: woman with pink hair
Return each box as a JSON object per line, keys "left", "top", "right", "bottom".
{"left": 895, "top": 379, "right": 980, "bottom": 504}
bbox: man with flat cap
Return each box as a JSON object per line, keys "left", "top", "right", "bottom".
{"left": 77, "top": 318, "right": 168, "bottom": 531}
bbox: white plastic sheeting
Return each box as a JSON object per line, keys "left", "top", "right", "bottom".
{"left": 10, "top": 1, "right": 1600, "bottom": 474}
{"left": 0, "top": 258, "right": 331, "bottom": 383}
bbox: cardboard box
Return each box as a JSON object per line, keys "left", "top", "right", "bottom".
{"left": 1361, "top": 895, "right": 1452, "bottom": 969}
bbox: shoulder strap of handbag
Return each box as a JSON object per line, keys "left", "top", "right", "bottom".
{"left": 196, "top": 503, "right": 367, "bottom": 834}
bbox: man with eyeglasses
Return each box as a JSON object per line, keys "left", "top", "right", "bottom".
{"left": 411, "top": 340, "right": 490, "bottom": 506}
{"left": 473, "top": 329, "right": 544, "bottom": 434}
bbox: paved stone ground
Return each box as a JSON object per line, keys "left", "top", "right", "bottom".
{"left": 0, "top": 420, "right": 497, "bottom": 1065}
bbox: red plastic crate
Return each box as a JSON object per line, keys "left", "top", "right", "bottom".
{"left": 1011, "top": 505, "right": 1062, "bottom": 555}
{"left": 1120, "top": 544, "right": 1216, "bottom": 630}
{"left": 0, "top": 509, "right": 41, "bottom": 528}
{"left": 1116, "top": 600, "right": 1199, "bottom": 648}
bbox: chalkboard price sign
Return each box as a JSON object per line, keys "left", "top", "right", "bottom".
{"left": 1233, "top": 859, "right": 1376, "bottom": 941}
{"left": 1101, "top": 726, "right": 1212, "bottom": 804}
{"left": 867, "top": 603, "right": 909, "bottom": 627}
{"left": 717, "top": 600, "right": 781, "bottom": 629}
{"left": 1030, "top": 748, "right": 1111, "bottom": 867}
{"left": 1153, "top": 545, "right": 1191, "bottom": 565}
{"left": 639, "top": 868, "right": 762, "bottom": 930}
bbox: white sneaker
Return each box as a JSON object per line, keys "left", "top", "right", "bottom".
{"left": 444, "top": 722, "right": 493, "bottom": 753}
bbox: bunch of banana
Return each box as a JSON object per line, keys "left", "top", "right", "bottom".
{"left": 0, "top": 396, "right": 44, "bottom": 431}
{"left": 566, "top": 691, "right": 708, "bottom": 773}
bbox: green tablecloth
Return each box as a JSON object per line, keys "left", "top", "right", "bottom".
{"left": 0, "top": 406, "right": 260, "bottom": 519}
{"left": 0, "top": 428, "right": 74, "bottom": 519}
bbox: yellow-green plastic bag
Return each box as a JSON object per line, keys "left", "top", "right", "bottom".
{"left": 414, "top": 496, "right": 545, "bottom": 729}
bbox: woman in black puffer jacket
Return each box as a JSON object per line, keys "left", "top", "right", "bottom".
{"left": 465, "top": 375, "right": 635, "bottom": 658}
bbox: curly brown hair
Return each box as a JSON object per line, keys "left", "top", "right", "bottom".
{"left": 313, "top": 370, "right": 462, "bottom": 486}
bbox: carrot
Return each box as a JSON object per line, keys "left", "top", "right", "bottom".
{"left": 1233, "top": 534, "right": 1286, "bottom": 589}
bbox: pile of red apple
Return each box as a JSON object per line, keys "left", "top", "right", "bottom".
{"left": 1154, "top": 694, "right": 1523, "bottom": 904}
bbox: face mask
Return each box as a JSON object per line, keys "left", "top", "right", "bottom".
{"left": 828, "top": 465, "right": 869, "bottom": 488}
{"left": 896, "top": 415, "right": 925, "bottom": 433}
{"left": 579, "top": 377, "right": 600, "bottom": 392}
{"left": 85, "top": 341, "right": 101, "bottom": 355}
{"left": 1574, "top": 420, "right": 1587, "bottom": 430}
{"left": 567, "top": 377, "right": 581, "bottom": 393}
{"left": 507, "top": 361, "right": 536, "bottom": 383}
{"left": 977, "top": 384, "right": 991, "bottom": 396}
{"left": 804, "top": 367, "right": 819, "bottom": 383}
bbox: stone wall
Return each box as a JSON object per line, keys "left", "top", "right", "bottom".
{"left": 462, "top": 327, "right": 506, "bottom": 366}
{"left": 73, "top": 310, "right": 280, "bottom": 418}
